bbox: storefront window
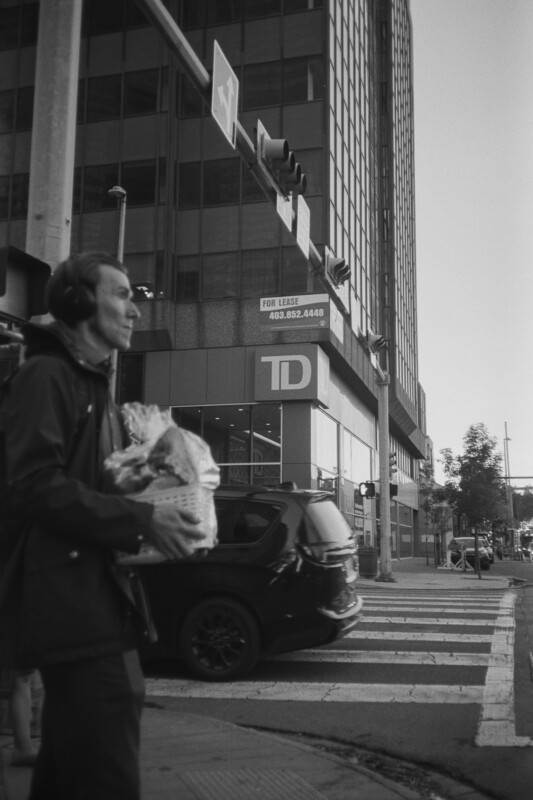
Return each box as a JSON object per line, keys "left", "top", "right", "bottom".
{"left": 316, "top": 409, "right": 338, "bottom": 477}
{"left": 172, "top": 403, "right": 281, "bottom": 487}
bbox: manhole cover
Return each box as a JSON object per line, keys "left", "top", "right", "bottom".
{"left": 180, "top": 768, "right": 328, "bottom": 799}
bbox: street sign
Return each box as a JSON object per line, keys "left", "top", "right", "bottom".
{"left": 211, "top": 41, "right": 239, "bottom": 148}
{"left": 276, "top": 193, "right": 293, "bottom": 231}
{"left": 296, "top": 195, "right": 310, "bottom": 259}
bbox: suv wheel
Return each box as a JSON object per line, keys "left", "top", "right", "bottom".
{"left": 179, "top": 597, "right": 261, "bottom": 681}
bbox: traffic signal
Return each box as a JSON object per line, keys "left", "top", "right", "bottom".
{"left": 256, "top": 121, "right": 307, "bottom": 197}
{"left": 365, "top": 330, "right": 386, "bottom": 353}
{"left": 390, "top": 484, "right": 398, "bottom": 499}
{"left": 0, "top": 246, "right": 51, "bottom": 321}
{"left": 358, "top": 481, "right": 375, "bottom": 498}
{"left": 326, "top": 251, "right": 351, "bottom": 286}
{"left": 389, "top": 451, "right": 397, "bottom": 479}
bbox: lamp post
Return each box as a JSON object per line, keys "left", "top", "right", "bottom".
{"left": 107, "top": 186, "right": 127, "bottom": 399}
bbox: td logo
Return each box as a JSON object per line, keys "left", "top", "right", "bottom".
{"left": 261, "top": 354, "right": 312, "bottom": 391}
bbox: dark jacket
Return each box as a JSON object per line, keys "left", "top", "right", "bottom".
{"left": 0, "top": 323, "right": 155, "bottom": 667}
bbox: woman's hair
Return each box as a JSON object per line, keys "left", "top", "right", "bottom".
{"left": 45, "top": 252, "right": 127, "bottom": 326}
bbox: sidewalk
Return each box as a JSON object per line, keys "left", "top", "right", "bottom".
{"left": 357, "top": 556, "right": 512, "bottom": 591}
{"left": 1, "top": 705, "right": 493, "bottom": 800}
{"left": 0, "top": 559, "right": 506, "bottom": 800}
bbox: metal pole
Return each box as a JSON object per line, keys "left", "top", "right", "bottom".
{"left": 107, "top": 186, "right": 127, "bottom": 400}
{"left": 26, "top": 0, "right": 83, "bottom": 268}
{"left": 504, "top": 422, "right": 513, "bottom": 526}
{"left": 375, "top": 370, "right": 395, "bottom": 582}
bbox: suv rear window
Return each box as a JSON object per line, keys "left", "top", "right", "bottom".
{"left": 215, "top": 499, "right": 281, "bottom": 545}
{"left": 301, "top": 497, "right": 354, "bottom": 545}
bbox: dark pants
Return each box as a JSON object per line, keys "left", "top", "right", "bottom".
{"left": 29, "top": 650, "right": 145, "bottom": 800}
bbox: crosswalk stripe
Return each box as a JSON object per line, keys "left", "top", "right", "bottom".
{"left": 360, "top": 616, "right": 496, "bottom": 626}
{"left": 145, "top": 679, "right": 483, "bottom": 704}
{"left": 265, "top": 650, "right": 489, "bottom": 666}
{"left": 347, "top": 630, "right": 492, "bottom": 642}
{"left": 363, "top": 605, "right": 501, "bottom": 615}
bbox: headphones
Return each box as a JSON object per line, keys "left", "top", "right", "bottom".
{"left": 57, "top": 255, "right": 98, "bottom": 324}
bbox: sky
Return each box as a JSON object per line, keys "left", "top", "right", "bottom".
{"left": 409, "top": 0, "right": 533, "bottom": 487}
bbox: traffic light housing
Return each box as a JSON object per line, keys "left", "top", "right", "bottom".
{"left": 365, "top": 330, "right": 386, "bottom": 353}
{"left": 0, "top": 246, "right": 51, "bottom": 321}
{"left": 358, "top": 481, "right": 376, "bottom": 498}
{"left": 256, "top": 121, "right": 307, "bottom": 197}
{"left": 389, "top": 451, "right": 397, "bottom": 479}
{"left": 326, "top": 251, "right": 351, "bottom": 286}
{"left": 390, "top": 483, "right": 398, "bottom": 499}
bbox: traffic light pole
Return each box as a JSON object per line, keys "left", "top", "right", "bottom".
{"left": 375, "top": 364, "right": 396, "bottom": 582}
{"left": 136, "top": 0, "right": 324, "bottom": 275}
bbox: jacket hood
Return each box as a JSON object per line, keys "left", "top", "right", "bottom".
{"left": 22, "top": 321, "right": 112, "bottom": 378}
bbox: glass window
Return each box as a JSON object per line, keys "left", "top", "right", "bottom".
{"left": 11, "top": 174, "right": 29, "bottom": 219}
{"left": 124, "top": 70, "right": 159, "bottom": 116}
{"left": 216, "top": 499, "right": 281, "bottom": 545}
{"left": 245, "top": 0, "right": 281, "bottom": 18}
{"left": 179, "top": 74, "right": 203, "bottom": 118}
{"left": 117, "top": 353, "right": 144, "bottom": 405}
{"left": 0, "top": 176, "right": 9, "bottom": 219}
{"left": 174, "top": 255, "right": 200, "bottom": 302}
{"left": 202, "top": 251, "right": 240, "bottom": 299}
{"left": 242, "top": 248, "right": 279, "bottom": 298}
{"left": 0, "top": 7, "right": 20, "bottom": 50}
{"left": 86, "top": 75, "right": 122, "bottom": 122}
{"left": 243, "top": 62, "right": 281, "bottom": 110}
{"left": 20, "top": 4, "right": 39, "bottom": 46}
{"left": 316, "top": 409, "right": 338, "bottom": 476}
{"left": 85, "top": 0, "right": 124, "bottom": 36}
{"left": 82, "top": 164, "right": 118, "bottom": 211}
{"left": 178, "top": 162, "right": 201, "bottom": 208}
{"left": 0, "top": 90, "right": 15, "bottom": 134}
{"left": 242, "top": 165, "right": 267, "bottom": 203}
{"left": 125, "top": 1, "right": 149, "bottom": 28}
{"left": 284, "top": 0, "right": 323, "bottom": 11}
{"left": 284, "top": 56, "right": 324, "bottom": 104}
{"left": 203, "top": 158, "right": 239, "bottom": 206}
{"left": 181, "top": 0, "right": 207, "bottom": 29}
{"left": 281, "top": 247, "right": 308, "bottom": 295}
{"left": 16, "top": 87, "right": 34, "bottom": 131}
{"left": 122, "top": 160, "right": 157, "bottom": 206}
{"left": 206, "top": 0, "right": 244, "bottom": 25}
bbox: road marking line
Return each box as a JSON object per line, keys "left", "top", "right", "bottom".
{"left": 145, "top": 679, "right": 483, "bottom": 704}
{"left": 475, "top": 591, "right": 533, "bottom": 747}
{"left": 361, "top": 616, "right": 496, "bottom": 626}
{"left": 347, "top": 631, "right": 492, "bottom": 642}
{"left": 364, "top": 605, "right": 500, "bottom": 615}
{"left": 265, "top": 650, "right": 489, "bottom": 666}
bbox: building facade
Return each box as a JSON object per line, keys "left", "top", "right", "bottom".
{"left": 0, "top": 0, "right": 427, "bottom": 556}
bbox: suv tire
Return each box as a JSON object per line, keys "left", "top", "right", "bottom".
{"left": 179, "top": 597, "right": 261, "bottom": 681}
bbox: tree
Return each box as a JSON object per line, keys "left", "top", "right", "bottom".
{"left": 440, "top": 423, "right": 507, "bottom": 577}
{"left": 513, "top": 487, "right": 533, "bottom": 525}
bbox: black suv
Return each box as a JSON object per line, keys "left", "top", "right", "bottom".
{"left": 138, "top": 485, "right": 363, "bottom": 681}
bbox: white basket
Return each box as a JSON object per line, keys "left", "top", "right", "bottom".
{"left": 116, "top": 478, "right": 217, "bottom": 565}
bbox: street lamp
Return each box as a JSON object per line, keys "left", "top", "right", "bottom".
{"left": 108, "top": 185, "right": 127, "bottom": 262}
{"left": 107, "top": 186, "right": 127, "bottom": 399}
{"left": 362, "top": 329, "right": 396, "bottom": 583}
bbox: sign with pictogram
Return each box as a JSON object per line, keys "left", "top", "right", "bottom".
{"left": 211, "top": 41, "right": 239, "bottom": 148}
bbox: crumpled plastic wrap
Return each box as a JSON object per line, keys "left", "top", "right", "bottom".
{"left": 104, "top": 403, "right": 220, "bottom": 563}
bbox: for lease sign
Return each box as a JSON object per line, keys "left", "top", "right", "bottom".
{"left": 259, "top": 293, "right": 329, "bottom": 331}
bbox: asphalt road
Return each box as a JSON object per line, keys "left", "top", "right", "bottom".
{"left": 145, "top": 560, "right": 533, "bottom": 800}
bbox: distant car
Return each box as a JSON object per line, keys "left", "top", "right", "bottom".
{"left": 138, "top": 484, "right": 363, "bottom": 681}
{"left": 479, "top": 537, "right": 494, "bottom": 564}
{"left": 449, "top": 537, "right": 491, "bottom": 570}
